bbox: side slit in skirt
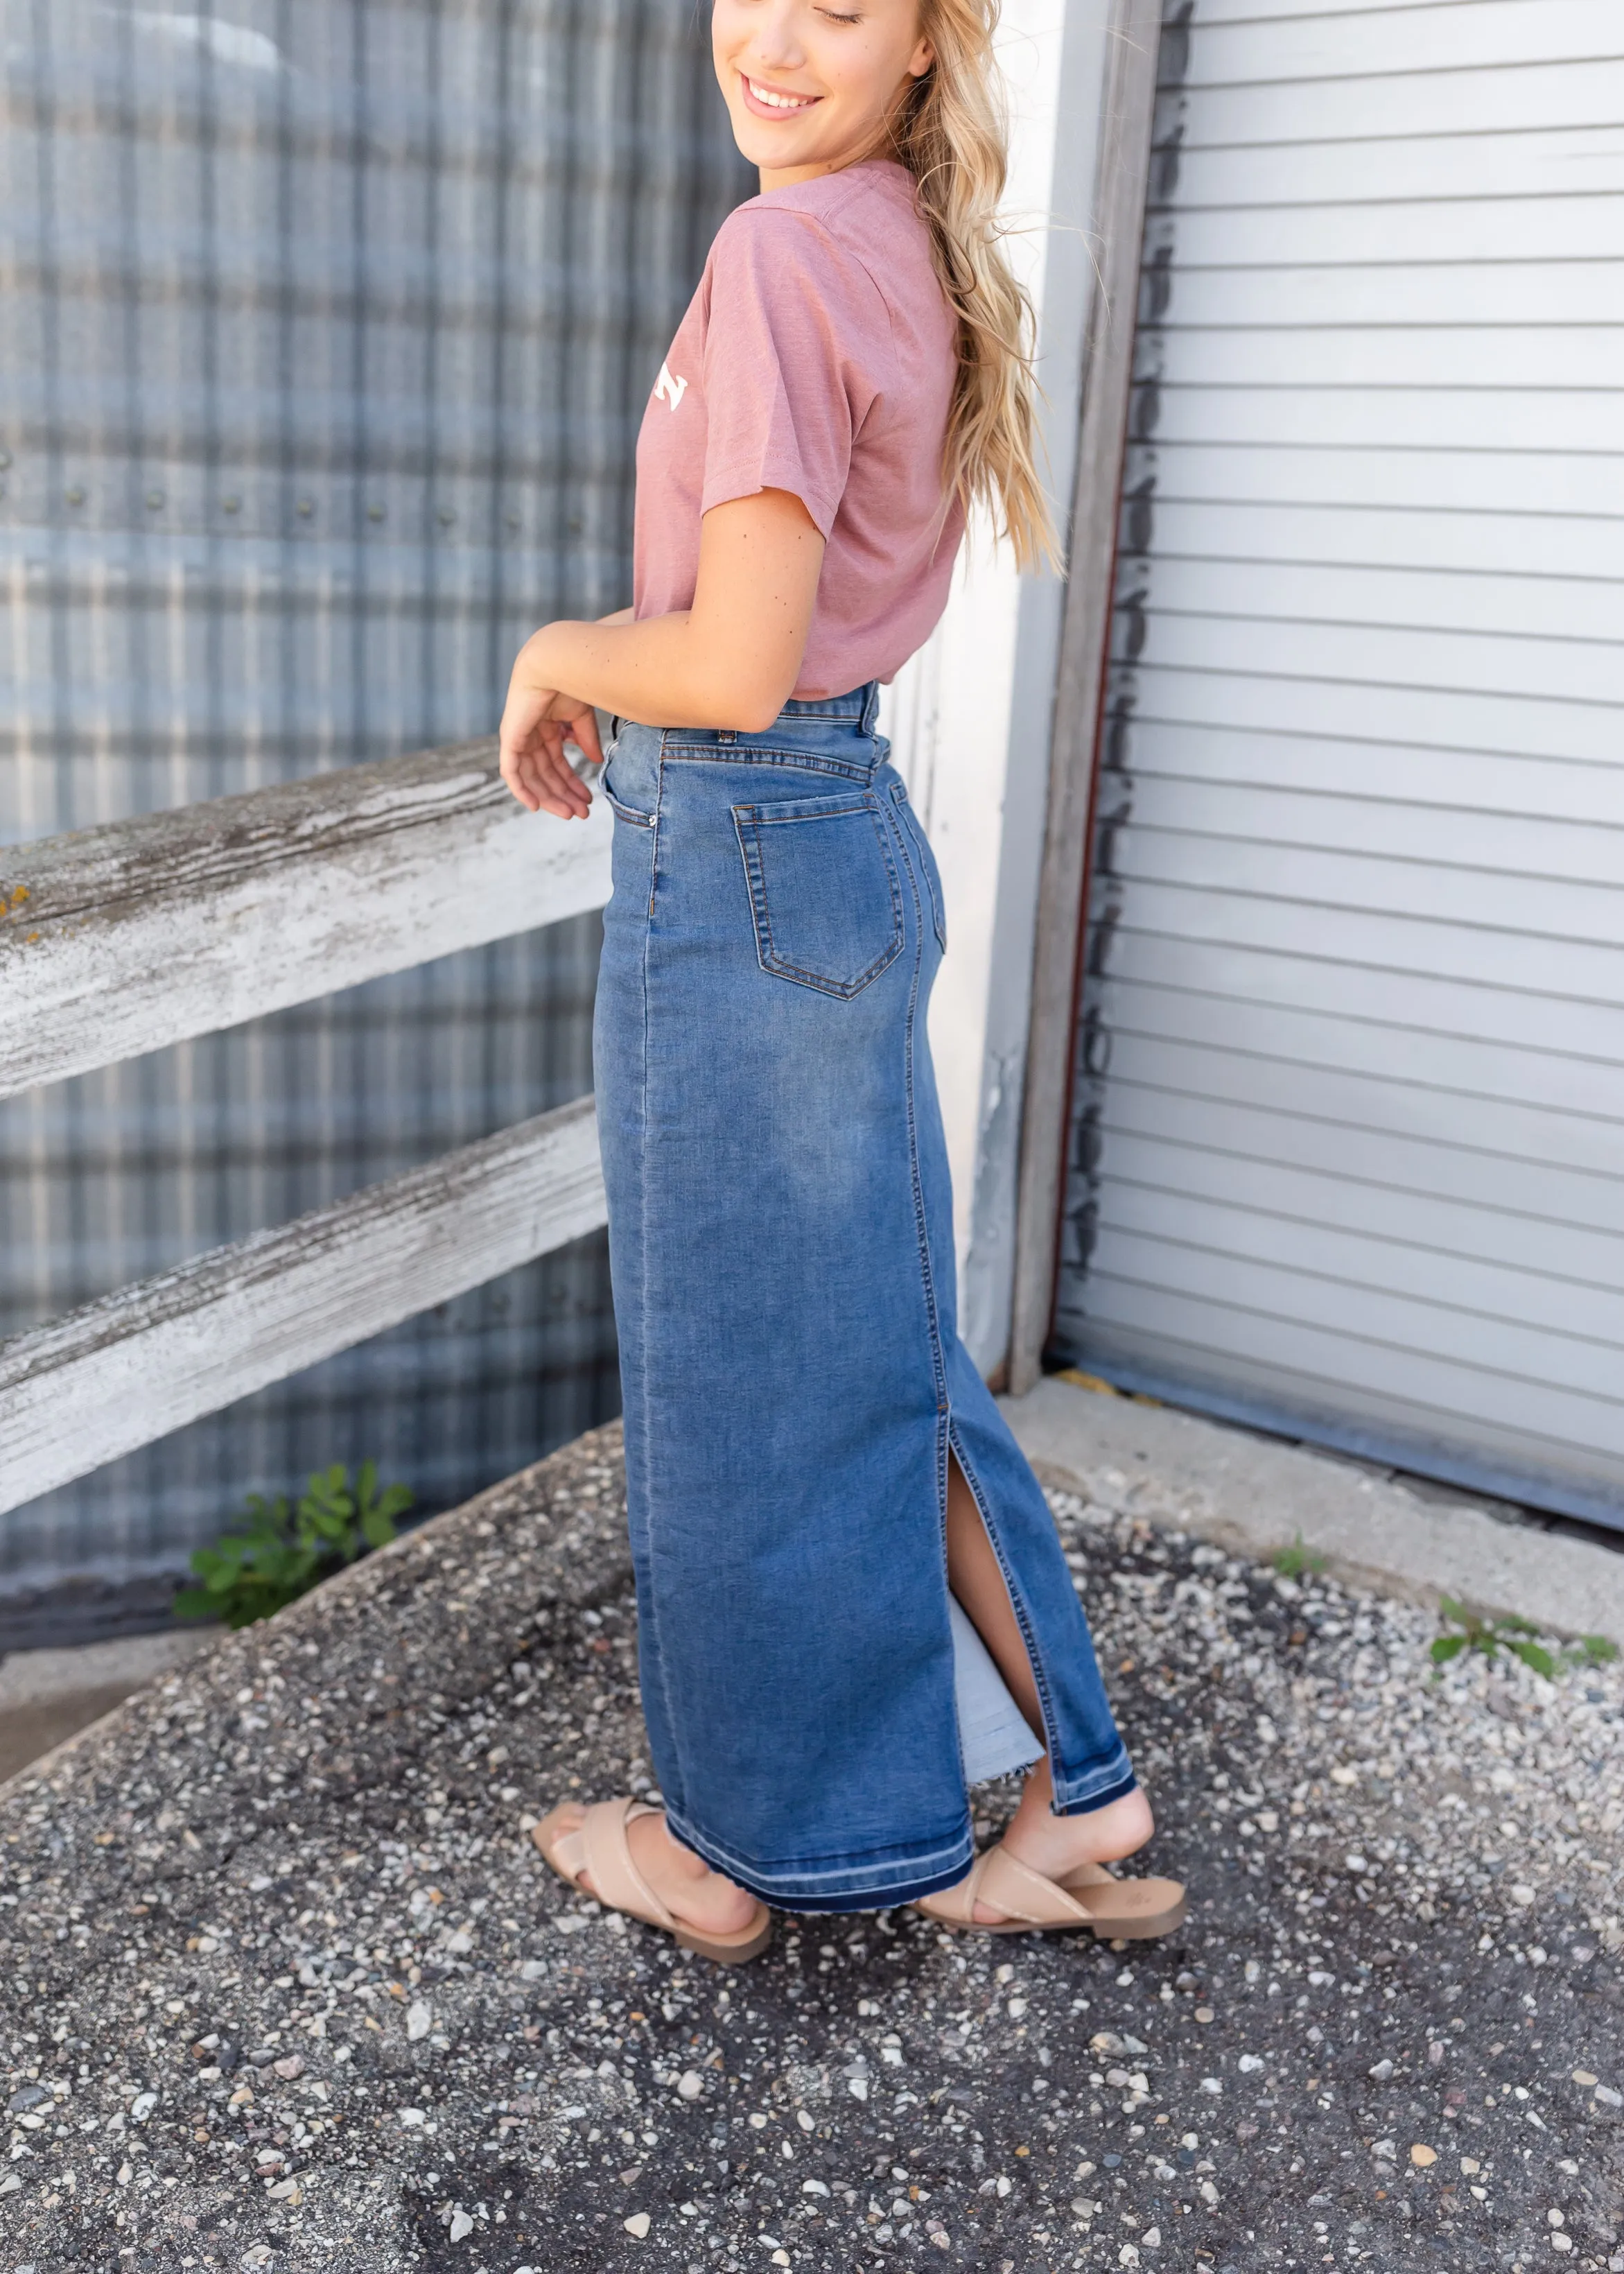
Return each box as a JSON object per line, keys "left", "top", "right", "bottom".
{"left": 592, "top": 683, "right": 1134, "bottom": 1911}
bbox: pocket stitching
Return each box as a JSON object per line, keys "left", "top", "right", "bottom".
{"left": 601, "top": 781, "right": 654, "bottom": 828}
{"left": 733, "top": 796, "right": 905, "bottom": 1000}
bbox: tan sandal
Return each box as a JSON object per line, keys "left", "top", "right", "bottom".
{"left": 533, "top": 1796, "right": 774, "bottom": 1965}
{"left": 915, "top": 1840, "right": 1187, "bottom": 1940}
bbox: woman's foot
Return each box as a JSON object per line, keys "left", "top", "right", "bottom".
{"left": 974, "top": 1764, "right": 1154, "bottom": 1923}
{"left": 544, "top": 1799, "right": 760, "bottom": 1940}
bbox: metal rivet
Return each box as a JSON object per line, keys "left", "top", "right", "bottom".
{"left": 146, "top": 489, "right": 164, "bottom": 509}
{"left": 437, "top": 507, "right": 455, "bottom": 526}
{"left": 222, "top": 496, "right": 241, "bottom": 513}
{"left": 297, "top": 499, "right": 314, "bottom": 517}
{"left": 66, "top": 485, "right": 86, "bottom": 506}
{"left": 505, "top": 514, "right": 520, "bottom": 530}
{"left": 367, "top": 504, "right": 384, "bottom": 521}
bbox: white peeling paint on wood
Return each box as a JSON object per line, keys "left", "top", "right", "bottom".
{"left": 0, "top": 1095, "right": 606, "bottom": 1518}
{"left": 0, "top": 739, "right": 613, "bottom": 1100}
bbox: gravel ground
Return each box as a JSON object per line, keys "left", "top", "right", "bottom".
{"left": 3, "top": 1419, "right": 1622, "bottom": 2274}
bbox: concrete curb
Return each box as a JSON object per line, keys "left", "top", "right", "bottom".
{"left": 0, "top": 1626, "right": 216, "bottom": 1792}
{"left": 1001, "top": 1373, "right": 1624, "bottom": 1646}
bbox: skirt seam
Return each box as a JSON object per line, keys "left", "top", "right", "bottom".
{"left": 893, "top": 808, "right": 973, "bottom": 1817}
{"left": 637, "top": 746, "right": 686, "bottom": 1819}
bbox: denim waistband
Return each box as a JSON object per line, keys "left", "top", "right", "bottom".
{"left": 776, "top": 682, "right": 881, "bottom": 730}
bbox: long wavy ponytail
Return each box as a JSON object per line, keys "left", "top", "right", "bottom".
{"left": 889, "top": 0, "right": 1060, "bottom": 574}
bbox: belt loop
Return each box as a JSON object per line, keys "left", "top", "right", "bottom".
{"left": 859, "top": 681, "right": 880, "bottom": 736}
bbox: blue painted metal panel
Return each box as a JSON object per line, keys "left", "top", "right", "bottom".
{"left": 0, "top": 0, "right": 751, "bottom": 1629}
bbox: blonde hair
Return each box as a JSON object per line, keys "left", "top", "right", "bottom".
{"left": 889, "top": 0, "right": 1060, "bottom": 574}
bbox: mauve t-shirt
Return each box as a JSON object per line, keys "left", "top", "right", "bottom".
{"left": 632, "top": 158, "right": 964, "bottom": 699}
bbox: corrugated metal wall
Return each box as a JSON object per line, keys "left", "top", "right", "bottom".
{"left": 1054, "top": 0, "right": 1624, "bottom": 1529}
{"left": 0, "top": 0, "right": 751, "bottom": 1631}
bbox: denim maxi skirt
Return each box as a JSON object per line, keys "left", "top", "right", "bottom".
{"left": 593, "top": 683, "right": 1133, "bottom": 1912}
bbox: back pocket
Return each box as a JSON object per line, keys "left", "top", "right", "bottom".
{"left": 733, "top": 790, "right": 904, "bottom": 998}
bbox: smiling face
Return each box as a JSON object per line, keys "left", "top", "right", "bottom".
{"left": 713, "top": 0, "right": 934, "bottom": 191}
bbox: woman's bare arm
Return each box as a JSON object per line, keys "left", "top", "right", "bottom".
{"left": 498, "top": 489, "right": 824, "bottom": 818}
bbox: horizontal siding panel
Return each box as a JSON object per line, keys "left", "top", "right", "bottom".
{"left": 1153, "top": 129, "right": 1624, "bottom": 207}
{"left": 1173, "top": 1, "right": 1616, "bottom": 80}
{"left": 1135, "top": 323, "right": 1624, "bottom": 390}
{"left": 1156, "top": 196, "right": 1623, "bottom": 266}
{"left": 1122, "top": 659, "right": 1618, "bottom": 765}
{"left": 1128, "top": 611, "right": 1623, "bottom": 709}
{"left": 1086, "top": 1221, "right": 1624, "bottom": 1417}
{"left": 1096, "top": 973, "right": 1624, "bottom": 1143}
{"left": 1130, "top": 501, "right": 1623, "bottom": 584}
{"left": 1111, "top": 776, "right": 1624, "bottom": 888}
{"left": 1132, "top": 556, "right": 1620, "bottom": 642}
{"left": 1099, "top": 1050, "right": 1624, "bottom": 1234}
{"left": 1130, "top": 439, "right": 1624, "bottom": 516}
{"left": 1115, "top": 721, "right": 1624, "bottom": 822}
{"left": 1106, "top": 874, "right": 1624, "bottom": 1007}
{"left": 1157, "top": 259, "right": 1622, "bottom": 329}
{"left": 1058, "top": 1303, "right": 1624, "bottom": 1482}
{"left": 1185, "top": 0, "right": 1609, "bottom": 24}
{"left": 1133, "top": 384, "right": 1619, "bottom": 455}
{"left": 1160, "top": 61, "right": 1624, "bottom": 146}
{"left": 1111, "top": 822, "right": 1624, "bottom": 946}
{"left": 1094, "top": 1126, "right": 1624, "bottom": 1303}
{"left": 1102, "top": 921, "right": 1624, "bottom": 1064}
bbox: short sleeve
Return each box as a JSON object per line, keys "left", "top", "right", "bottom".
{"left": 699, "top": 208, "right": 892, "bottom": 539}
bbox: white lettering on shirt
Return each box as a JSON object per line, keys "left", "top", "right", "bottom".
{"left": 654, "top": 360, "right": 688, "bottom": 413}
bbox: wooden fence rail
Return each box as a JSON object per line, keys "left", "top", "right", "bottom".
{"left": 0, "top": 1097, "right": 606, "bottom": 1518}
{"left": 0, "top": 738, "right": 612, "bottom": 1100}
{"left": 0, "top": 743, "right": 615, "bottom": 1515}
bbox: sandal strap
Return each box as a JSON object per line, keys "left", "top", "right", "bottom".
{"left": 580, "top": 1798, "right": 675, "bottom": 1934}
{"left": 916, "top": 1849, "right": 994, "bottom": 1925}
{"left": 918, "top": 1843, "right": 1094, "bottom": 1928}
{"left": 975, "top": 1843, "right": 1094, "bottom": 1927}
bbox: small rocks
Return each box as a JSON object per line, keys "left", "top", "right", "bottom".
{"left": 1, "top": 1421, "right": 1620, "bottom": 2274}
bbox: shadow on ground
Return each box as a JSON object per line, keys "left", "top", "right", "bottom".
{"left": 2, "top": 1423, "right": 1621, "bottom": 2272}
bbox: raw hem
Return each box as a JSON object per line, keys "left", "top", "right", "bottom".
{"left": 1051, "top": 1757, "right": 1140, "bottom": 1818}
{"left": 664, "top": 1805, "right": 975, "bottom": 1913}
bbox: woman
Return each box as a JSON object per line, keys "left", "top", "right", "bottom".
{"left": 499, "top": 0, "right": 1184, "bottom": 1961}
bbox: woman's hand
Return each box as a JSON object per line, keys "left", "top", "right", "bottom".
{"left": 498, "top": 636, "right": 604, "bottom": 819}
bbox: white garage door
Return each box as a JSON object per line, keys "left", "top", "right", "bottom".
{"left": 1052, "top": 0, "right": 1624, "bottom": 1527}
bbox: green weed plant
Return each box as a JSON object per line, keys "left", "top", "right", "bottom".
{"left": 1272, "top": 1532, "right": 1329, "bottom": 1579}
{"left": 1430, "top": 1595, "right": 1618, "bottom": 1681}
{"left": 176, "top": 1461, "right": 412, "bottom": 1629}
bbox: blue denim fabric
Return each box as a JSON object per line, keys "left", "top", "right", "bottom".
{"left": 949, "top": 1595, "right": 1045, "bottom": 1785}
{"left": 593, "top": 683, "right": 1134, "bottom": 1911}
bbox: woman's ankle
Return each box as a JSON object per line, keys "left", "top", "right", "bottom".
{"left": 1004, "top": 1777, "right": 1154, "bottom": 1872}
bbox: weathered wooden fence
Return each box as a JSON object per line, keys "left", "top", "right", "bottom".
{"left": 0, "top": 745, "right": 613, "bottom": 1518}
